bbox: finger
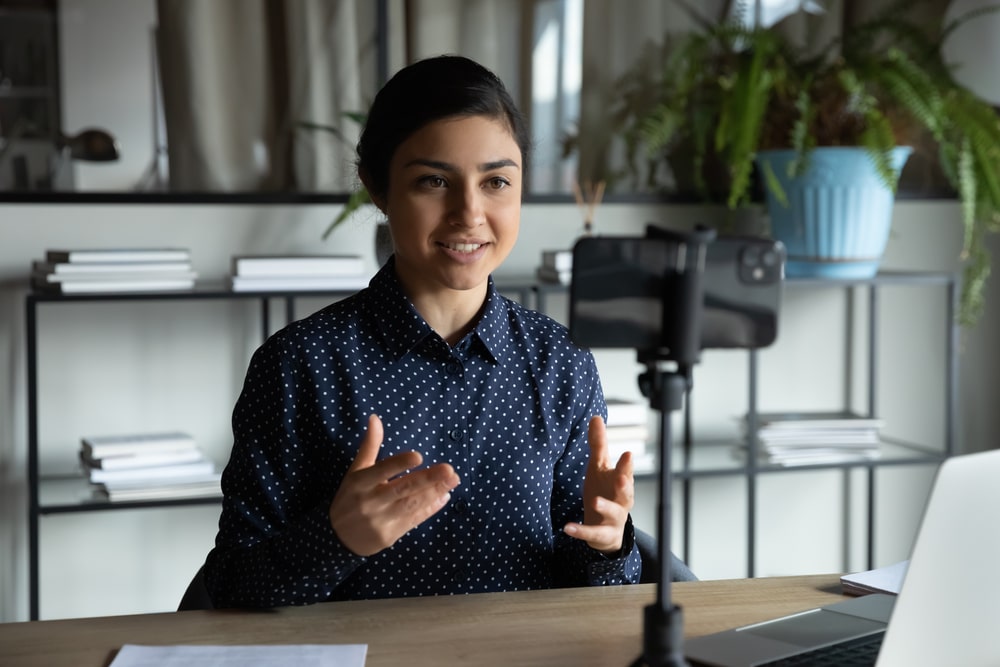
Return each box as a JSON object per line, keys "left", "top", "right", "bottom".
{"left": 360, "top": 449, "right": 424, "bottom": 486}
{"left": 390, "top": 484, "right": 456, "bottom": 535}
{"left": 615, "top": 450, "right": 634, "bottom": 480}
{"left": 563, "top": 521, "right": 625, "bottom": 554}
{"left": 588, "top": 415, "right": 609, "bottom": 467}
{"left": 349, "top": 414, "right": 384, "bottom": 471}
{"left": 380, "top": 462, "right": 460, "bottom": 504}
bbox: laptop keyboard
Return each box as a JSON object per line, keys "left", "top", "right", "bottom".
{"left": 759, "top": 631, "right": 885, "bottom": 666}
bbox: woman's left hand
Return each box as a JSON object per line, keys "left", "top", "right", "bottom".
{"left": 564, "top": 415, "right": 635, "bottom": 554}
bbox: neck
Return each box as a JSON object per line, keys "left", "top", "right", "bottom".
{"left": 408, "top": 283, "right": 488, "bottom": 346}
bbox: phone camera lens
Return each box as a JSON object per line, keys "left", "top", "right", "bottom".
{"left": 762, "top": 250, "right": 778, "bottom": 267}
{"left": 741, "top": 246, "right": 760, "bottom": 267}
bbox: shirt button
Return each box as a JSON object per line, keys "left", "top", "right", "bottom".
{"left": 454, "top": 566, "right": 468, "bottom": 581}
{"left": 446, "top": 362, "right": 461, "bottom": 375}
{"left": 449, "top": 428, "right": 464, "bottom": 441}
{"left": 453, "top": 499, "right": 469, "bottom": 514}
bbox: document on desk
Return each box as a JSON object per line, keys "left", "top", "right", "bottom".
{"left": 840, "top": 559, "right": 909, "bottom": 596}
{"left": 109, "top": 643, "right": 367, "bottom": 666}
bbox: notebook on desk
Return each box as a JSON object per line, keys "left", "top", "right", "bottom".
{"left": 684, "top": 448, "right": 1000, "bottom": 667}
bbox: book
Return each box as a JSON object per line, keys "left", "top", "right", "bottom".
{"left": 735, "top": 443, "right": 881, "bottom": 467}
{"left": 541, "top": 249, "right": 573, "bottom": 271}
{"left": 744, "top": 411, "right": 885, "bottom": 431}
{"left": 80, "top": 447, "right": 206, "bottom": 471}
{"left": 606, "top": 399, "right": 648, "bottom": 427}
{"left": 605, "top": 424, "right": 651, "bottom": 442}
{"left": 535, "top": 265, "right": 571, "bottom": 285}
{"left": 33, "top": 260, "right": 193, "bottom": 275}
{"left": 94, "top": 474, "right": 223, "bottom": 503}
{"left": 232, "top": 254, "right": 365, "bottom": 277}
{"left": 33, "top": 277, "right": 196, "bottom": 294}
{"left": 33, "top": 270, "right": 198, "bottom": 284}
{"left": 86, "top": 459, "right": 216, "bottom": 485}
{"left": 228, "top": 275, "right": 370, "bottom": 292}
{"left": 45, "top": 248, "right": 191, "bottom": 264}
{"left": 81, "top": 431, "right": 198, "bottom": 459}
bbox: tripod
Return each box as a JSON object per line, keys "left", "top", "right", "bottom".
{"left": 630, "top": 359, "right": 692, "bottom": 667}
{"left": 628, "top": 225, "right": 715, "bottom": 667}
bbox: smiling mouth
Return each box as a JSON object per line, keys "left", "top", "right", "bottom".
{"left": 442, "top": 242, "right": 484, "bottom": 253}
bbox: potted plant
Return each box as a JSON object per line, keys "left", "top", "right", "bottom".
{"left": 610, "top": 0, "right": 1000, "bottom": 324}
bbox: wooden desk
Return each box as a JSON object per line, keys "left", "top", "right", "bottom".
{"left": 0, "top": 575, "right": 843, "bottom": 667}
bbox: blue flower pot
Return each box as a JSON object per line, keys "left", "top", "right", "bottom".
{"left": 756, "top": 147, "right": 912, "bottom": 279}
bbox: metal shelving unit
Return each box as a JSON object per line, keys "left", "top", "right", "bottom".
{"left": 537, "top": 270, "right": 959, "bottom": 578}
{"left": 24, "top": 272, "right": 957, "bottom": 619}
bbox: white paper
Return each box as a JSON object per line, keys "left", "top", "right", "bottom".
{"left": 840, "top": 559, "right": 909, "bottom": 596}
{"left": 109, "top": 644, "right": 367, "bottom": 667}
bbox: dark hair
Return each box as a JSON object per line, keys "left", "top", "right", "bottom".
{"left": 357, "top": 55, "right": 530, "bottom": 202}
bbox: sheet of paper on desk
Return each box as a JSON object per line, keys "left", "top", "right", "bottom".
{"left": 109, "top": 643, "right": 367, "bottom": 666}
{"left": 840, "top": 559, "right": 909, "bottom": 596}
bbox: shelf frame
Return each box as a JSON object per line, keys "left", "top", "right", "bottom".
{"left": 24, "top": 271, "right": 958, "bottom": 618}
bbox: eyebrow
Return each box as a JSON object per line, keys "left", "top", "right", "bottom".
{"left": 403, "top": 158, "right": 520, "bottom": 172}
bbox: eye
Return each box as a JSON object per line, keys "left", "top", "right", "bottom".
{"left": 418, "top": 175, "right": 447, "bottom": 189}
{"left": 486, "top": 176, "right": 511, "bottom": 190}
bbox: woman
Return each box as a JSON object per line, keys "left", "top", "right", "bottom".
{"left": 203, "top": 55, "right": 641, "bottom": 607}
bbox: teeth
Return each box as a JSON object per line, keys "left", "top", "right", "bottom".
{"left": 446, "top": 243, "right": 482, "bottom": 253}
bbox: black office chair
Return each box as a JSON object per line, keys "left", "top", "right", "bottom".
{"left": 177, "top": 531, "right": 692, "bottom": 609}
{"left": 177, "top": 563, "right": 214, "bottom": 611}
{"left": 634, "top": 527, "right": 697, "bottom": 583}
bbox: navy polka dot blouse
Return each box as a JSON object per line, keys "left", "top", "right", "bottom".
{"left": 204, "top": 258, "right": 640, "bottom": 607}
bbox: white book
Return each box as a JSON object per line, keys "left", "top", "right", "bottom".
{"left": 81, "top": 447, "right": 206, "bottom": 471}
{"left": 607, "top": 439, "right": 649, "bottom": 462}
{"left": 757, "top": 432, "right": 880, "bottom": 446}
{"left": 87, "top": 459, "right": 216, "bottom": 485}
{"left": 535, "top": 266, "right": 571, "bottom": 285}
{"left": 34, "top": 260, "right": 193, "bottom": 274}
{"left": 81, "top": 431, "right": 198, "bottom": 459}
{"left": 606, "top": 399, "right": 648, "bottom": 427}
{"left": 96, "top": 474, "right": 223, "bottom": 502}
{"left": 46, "top": 248, "right": 191, "bottom": 264}
{"left": 746, "top": 411, "right": 885, "bottom": 431}
{"left": 232, "top": 254, "right": 365, "bottom": 277}
{"left": 605, "top": 424, "right": 651, "bottom": 442}
{"left": 229, "top": 275, "right": 369, "bottom": 292}
{"left": 33, "top": 277, "right": 196, "bottom": 294}
{"left": 631, "top": 450, "right": 657, "bottom": 474}
{"left": 34, "top": 269, "right": 198, "bottom": 283}
{"left": 541, "top": 249, "right": 573, "bottom": 271}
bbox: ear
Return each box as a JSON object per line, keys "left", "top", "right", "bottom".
{"left": 359, "top": 168, "right": 387, "bottom": 214}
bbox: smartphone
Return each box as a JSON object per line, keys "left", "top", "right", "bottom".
{"left": 568, "top": 233, "right": 785, "bottom": 351}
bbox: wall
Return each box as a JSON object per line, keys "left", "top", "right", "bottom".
{"left": 1, "top": 196, "right": 997, "bottom": 621}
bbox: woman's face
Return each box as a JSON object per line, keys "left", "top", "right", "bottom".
{"left": 380, "top": 114, "right": 522, "bottom": 296}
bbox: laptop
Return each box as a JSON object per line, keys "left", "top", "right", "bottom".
{"left": 684, "top": 448, "right": 1000, "bottom": 666}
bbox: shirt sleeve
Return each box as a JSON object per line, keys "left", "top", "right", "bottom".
{"left": 550, "top": 350, "right": 643, "bottom": 587}
{"left": 203, "top": 333, "right": 365, "bottom": 608}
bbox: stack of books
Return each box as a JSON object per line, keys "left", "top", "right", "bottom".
{"left": 606, "top": 398, "right": 655, "bottom": 473}
{"left": 80, "top": 431, "right": 222, "bottom": 502}
{"left": 536, "top": 249, "right": 572, "bottom": 285}
{"left": 738, "top": 411, "right": 884, "bottom": 466}
{"left": 228, "top": 254, "right": 370, "bottom": 292}
{"left": 32, "top": 248, "right": 196, "bottom": 294}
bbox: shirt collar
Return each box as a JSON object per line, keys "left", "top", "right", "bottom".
{"left": 363, "top": 257, "right": 511, "bottom": 366}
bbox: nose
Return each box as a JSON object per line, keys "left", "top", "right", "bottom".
{"left": 449, "top": 184, "right": 486, "bottom": 228}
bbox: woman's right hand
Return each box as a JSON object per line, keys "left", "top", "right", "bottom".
{"left": 329, "top": 414, "right": 461, "bottom": 556}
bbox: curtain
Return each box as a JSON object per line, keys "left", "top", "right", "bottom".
{"left": 155, "top": 0, "right": 371, "bottom": 192}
